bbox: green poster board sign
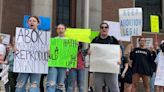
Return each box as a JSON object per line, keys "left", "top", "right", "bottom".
{"left": 90, "top": 31, "right": 99, "bottom": 41}
{"left": 65, "top": 28, "right": 91, "bottom": 43}
{"left": 48, "top": 38, "right": 78, "bottom": 68}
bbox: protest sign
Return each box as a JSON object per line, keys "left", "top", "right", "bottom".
{"left": 90, "top": 44, "right": 120, "bottom": 74}
{"left": 65, "top": 28, "right": 91, "bottom": 43}
{"left": 155, "top": 53, "right": 164, "bottom": 86}
{"left": 48, "top": 38, "right": 78, "bottom": 68}
{"left": 150, "top": 15, "right": 159, "bottom": 33}
{"left": 104, "top": 21, "right": 130, "bottom": 41}
{"left": 0, "top": 33, "right": 10, "bottom": 44}
{"left": 0, "top": 65, "right": 9, "bottom": 84}
{"left": 14, "top": 27, "right": 50, "bottom": 74}
{"left": 90, "top": 31, "right": 99, "bottom": 41}
{"left": 23, "top": 15, "right": 50, "bottom": 31}
{"left": 119, "top": 8, "right": 142, "bottom": 36}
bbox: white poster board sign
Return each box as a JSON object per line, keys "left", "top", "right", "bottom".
{"left": 136, "top": 38, "right": 153, "bottom": 48}
{"left": 0, "top": 33, "right": 10, "bottom": 44}
{"left": 90, "top": 44, "right": 120, "bottom": 74}
{"left": 14, "top": 27, "right": 50, "bottom": 74}
{"left": 104, "top": 20, "right": 130, "bottom": 41}
{"left": 119, "top": 8, "right": 142, "bottom": 36}
{"left": 0, "top": 65, "right": 9, "bottom": 84}
{"left": 155, "top": 53, "right": 164, "bottom": 86}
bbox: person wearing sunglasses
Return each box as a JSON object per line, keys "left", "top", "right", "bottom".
{"left": 90, "top": 22, "right": 120, "bottom": 92}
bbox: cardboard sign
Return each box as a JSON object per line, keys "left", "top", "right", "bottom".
{"left": 14, "top": 27, "right": 50, "bottom": 74}
{"left": 23, "top": 15, "right": 51, "bottom": 31}
{"left": 0, "top": 33, "right": 10, "bottom": 44}
{"left": 48, "top": 38, "right": 78, "bottom": 68}
{"left": 119, "top": 8, "right": 142, "bottom": 36}
{"left": 104, "top": 21, "right": 131, "bottom": 41}
{"left": 90, "top": 44, "right": 120, "bottom": 74}
{"left": 155, "top": 52, "right": 164, "bottom": 86}
{"left": 65, "top": 28, "right": 91, "bottom": 43}
{"left": 90, "top": 31, "right": 99, "bottom": 41}
{"left": 150, "top": 15, "right": 159, "bottom": 33}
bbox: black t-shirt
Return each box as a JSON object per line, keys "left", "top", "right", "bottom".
{"left": 151, "top": 51, "right": 157, "bottom": 72}
{"left": 92, "top": 35, "right": 119, "bottom": 44}
{"left": 130, "top": 48, "right": 153, "bottom": 76}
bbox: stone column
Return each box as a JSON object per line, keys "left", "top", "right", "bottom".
{"left": 76, "top": 0, "right": 84, "bottom": 27}
{"left": 89, "top": 0, "right": 102, "bottom": 31}
{"left": 31, "top": 0, "right": 52, "bottom": 17}
{"left": 31, "top": 0, "right": 53, "bottom": 28}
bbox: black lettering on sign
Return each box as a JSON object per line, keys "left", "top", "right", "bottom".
{"left": 67, "top": 55, "right": 76, "bottom": 67}
{"left": 15, "top": 49, "right": 48, "bottom": 61}
{"left": 24, "top": 60, "right": 33, "bottom": 72}
{"left": 17, "top": 28, "right": 46, "bottom": 44}
{"left": 50, "top": 47, "right": 58, "bottom": 60}
{"left": 14, "top": 59, "right": 22, "bottom": 72}
{"left": 31, "top": 31, "right": 37, "bottom": 43}
{"left": 25, "top": 29, "right": 31, "bottom": 43}
{"left": 44, "top": 52, "right": 49, "bottom": 61}
{"left": 17, "top": 28, "right": 25, "bottom": 42}
{"left": 63, "top": 40, "right": 77, "bottom": 47}
{"left": 38, "top": 31, "right": 44, "bottom": 44}
{"left": 64, "top": 40, "right": 68, "bottom": 46}
{"left": 14, "top": 50, "right": 20, "bottom": 59}
{"left": 72, "top": 40, "right": 77, "bottom": 47}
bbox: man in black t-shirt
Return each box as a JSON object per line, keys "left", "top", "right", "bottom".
{"left": 90, "top": 22, "right": 120, "bottom": 92}
{"left": 130, "top": 37, "right": 153, "bottom": 92}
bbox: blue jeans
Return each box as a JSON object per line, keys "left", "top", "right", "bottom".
{"left": 46, "top": 67, "right": 66, "bottom": 92}
{"left": 150, "top": 72, "right": 156, "bottom": 92}
{"left": 67, "top": 69, "right": 85, "bottom": 92}
{"left": 15, "top": 73, "right": 41, "bottom": 92}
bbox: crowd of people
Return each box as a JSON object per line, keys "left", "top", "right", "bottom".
{"left": 0, "top": 16, "right": 164, "bottom": 92}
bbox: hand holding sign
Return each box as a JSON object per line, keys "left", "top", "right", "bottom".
{"left": 14, "top": 27, "right": 50, "bottom": 74}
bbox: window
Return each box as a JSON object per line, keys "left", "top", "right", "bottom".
{"left": 56, "top": 0, "right": 71, "bottom": 27}
{"left": 135, "top": 0, "right": 162, "bottom": 32}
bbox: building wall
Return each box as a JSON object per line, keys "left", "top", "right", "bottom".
{"left": 0, "top": 0, "right": 163, "bottom": 44}
{"left": 100, "top": 0, "right": 164, "bottom": 49}
{"left": 1, "top": 0, "right": 31, "bottom": 36}
{"left": 102, "top": 0, "right": 134, "bottom": 22}
{"left": 0, "top": 0, "right": 3, "bottom": 33}
{"left": 88, "top": 0, "right": 134, "bottom": 31}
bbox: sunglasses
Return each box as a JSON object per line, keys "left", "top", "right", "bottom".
{"left": 100, "top": 26, "right": 108, "bottom": 29}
